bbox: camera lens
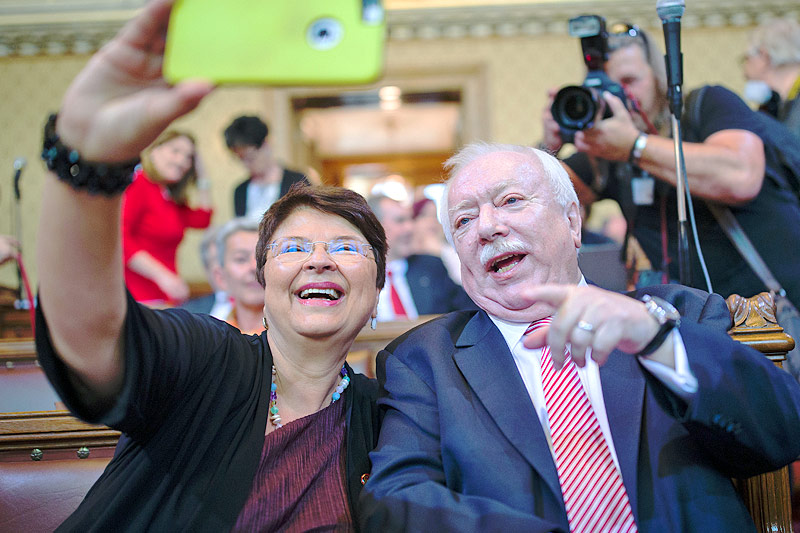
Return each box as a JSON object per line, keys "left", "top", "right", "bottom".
{"left": 551, "top": 86, "right": 598, "bottom": 131}
{"left": 563, "top": 94, "right": 590, "bottom": 120}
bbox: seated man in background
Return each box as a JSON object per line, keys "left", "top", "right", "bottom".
{"left": 223, "top": 115, "right": 308, "bottom": 221}
{"left": 367, "top": 194, "right": 475, "bottom": 321}
{"left": 742, "top": 17, "right": 800, "bottom": 138}
{"left": 180, "top": 225, "right": 232, "bottom": 319}
{"left": 360, "top": 143, "right": 800, "bottom": 532}
{"left": 213, "top": 218, "right": 264, "bottom": 334}
{"left": 412, "top": 197, "right": 462, "bottom": 285}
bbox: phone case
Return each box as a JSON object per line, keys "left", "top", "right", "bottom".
{"left": 163, "top": 0, "right": 386, "bottom": 86}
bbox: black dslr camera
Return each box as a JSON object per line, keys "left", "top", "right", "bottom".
{"left": 551, "top": 15, "right": 628, "bottom": 143}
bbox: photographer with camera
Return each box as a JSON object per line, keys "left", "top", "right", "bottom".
{"left": 542, "top": 17, "right": 800, "bottom": 308}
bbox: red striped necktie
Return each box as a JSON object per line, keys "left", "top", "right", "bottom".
{"left": 387, "top": 270, "right": 408, "bottom": 320}
{"left": 526, "top": 317, "right": 637, "bottom": 533}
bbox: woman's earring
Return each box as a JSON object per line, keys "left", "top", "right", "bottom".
{"left": 262, "top": 317, "right": 269, "bottom": 330}
{"left": 370, "top": 317, "right": 377, "bottom": 330}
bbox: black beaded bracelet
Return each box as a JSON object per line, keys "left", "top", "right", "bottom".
{"left": 41, "top": 113, "right": 139, "bottom": 196}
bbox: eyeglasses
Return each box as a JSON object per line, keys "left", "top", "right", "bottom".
{"left": 266, "top": 237, "right": 374, "bottom": 264}
{"left": 608, "top": 22, "right": 651, "bottom": 62}
{"left": 739, "top": 49, "right": 761, "bottom": 66}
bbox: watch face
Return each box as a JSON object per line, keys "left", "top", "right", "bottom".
{"left": 642, "top": 294, "right": 681, "bottom": 326}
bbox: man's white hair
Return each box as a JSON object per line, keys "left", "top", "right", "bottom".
{"left": 438, "top": 142, "right": 579, "bottom": 240}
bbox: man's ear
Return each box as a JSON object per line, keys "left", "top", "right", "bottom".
{"left": 567, "top": 202, "right": 582, "bottom": 250}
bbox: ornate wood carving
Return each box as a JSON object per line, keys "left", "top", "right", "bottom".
{"left": 727, "top": 292, "right": 795, "bottom": 361}
{"left": 726, "top": 292, "right": 795, "bottom": 533}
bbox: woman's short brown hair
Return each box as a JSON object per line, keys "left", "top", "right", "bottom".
{"left": 255, "top": 184, "right": 387, "bottom": 289}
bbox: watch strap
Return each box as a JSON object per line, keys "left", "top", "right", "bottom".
{"left": 637, "top": 321, "right": 676, "bottom": 356}
{"left": 636, "top": 295, "right": 680, "bottom": 356}
{"left": 629, "top": 132, "right": 648, "bottom": 166}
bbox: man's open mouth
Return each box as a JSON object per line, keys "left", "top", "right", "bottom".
{"left": 298, "top": 288, "right": 342, "bottom": 301}
{"left": 488, "top": 253, "right": 524, "bottom": 274}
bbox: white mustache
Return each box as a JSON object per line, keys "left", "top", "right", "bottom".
{"left": 479, "top": 238, "right": 527, "bottom": 268}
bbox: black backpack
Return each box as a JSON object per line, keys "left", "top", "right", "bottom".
{"left": 684, "top": 85, "right": 800, "bottom": 201}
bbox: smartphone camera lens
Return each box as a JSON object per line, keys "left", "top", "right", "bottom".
{"left": 307, "top": 18, "right": 344, "bottom": 50}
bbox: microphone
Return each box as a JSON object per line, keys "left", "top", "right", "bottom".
{"left": 657, "top": 0, "right": 685, "bottom": 116}
{"left": 13, "top": 157, "right": 26, "bottom": 201}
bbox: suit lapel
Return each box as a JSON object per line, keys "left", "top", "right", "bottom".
{"left": 453, "top": 311, "right": 563, "bottom": 504}
{"left": 599, "top": 351, "right": 645, "bottom": 519}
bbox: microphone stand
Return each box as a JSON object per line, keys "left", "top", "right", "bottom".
{"left": 670, "top": 110, "right": 692, "bottom": 286}
{"left": 658, "top": 0, "right": 713, "bottom": 292}
{"left": 12, "top": 169, "right": 27, "bottom": 310}
{"left": 660, "top": 11, "right": 691, "bottom": 286}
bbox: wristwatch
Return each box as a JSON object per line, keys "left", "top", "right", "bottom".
{"left": 637, "top": 294, "right": 681, "bottom": 356}
{"left": 629, "top": 132, "right": 648, "bottom": 166}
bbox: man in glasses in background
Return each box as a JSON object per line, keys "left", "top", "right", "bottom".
{"left": 741, "top": 17, "right": 800, "bottom": 139}
{"left": 540, "top": 22, "right": 800, "bottom": 309}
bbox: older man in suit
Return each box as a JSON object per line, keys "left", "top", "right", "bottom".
{"left": 360, "top": 143, "right": 800, "bottom": 532}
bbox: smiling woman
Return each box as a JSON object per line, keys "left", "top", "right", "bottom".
{"left": 38, "top": 184, "right": 388, "bottom": 530}
{"left": 33, "top": 3, "right": 389, "bottom": 529}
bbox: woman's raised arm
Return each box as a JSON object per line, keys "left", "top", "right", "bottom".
{"left": 37, "top": 0, "right": 213, "bottom": 401}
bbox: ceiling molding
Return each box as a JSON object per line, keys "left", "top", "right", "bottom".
{"left": 386, "top": 0, "right": 800, "bottom": 40}
{"left": 0, "top": 0, "right": 797, "bottom": 57}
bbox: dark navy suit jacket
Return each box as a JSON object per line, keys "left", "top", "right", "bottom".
{"left": 405, "top": 254, "right": 476, "bottom": 315}
{"left": 360, "top": 284, "right": 800, "bottom": 532}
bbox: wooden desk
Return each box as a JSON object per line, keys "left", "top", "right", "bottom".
{"left": 0, "top": 299, "right": 795, "bottom": 532}
{"left": 348, "top": 315, "right": 437, "bottom": 377}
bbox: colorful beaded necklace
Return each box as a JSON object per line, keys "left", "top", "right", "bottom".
{"left": 269, "top": 364, "right": 350, "bottom": 428}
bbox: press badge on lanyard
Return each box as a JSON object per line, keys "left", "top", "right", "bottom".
{"left": 631, "top": 172, "right": 655, "bottom": 205}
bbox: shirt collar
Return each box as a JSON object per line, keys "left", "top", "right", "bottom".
{"left": 488, "top": 276, "right": 588, "bottom": 349}
{"left": 387, "top": 258, "right": 408, "bottom": 277}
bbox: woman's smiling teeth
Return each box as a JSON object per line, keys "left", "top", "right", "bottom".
{"left": 298, "top": 288, "right": 342, "bottom": 300}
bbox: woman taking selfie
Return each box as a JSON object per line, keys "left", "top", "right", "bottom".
{"left": 36, "top": 0, "right": 385, "bottom": 529}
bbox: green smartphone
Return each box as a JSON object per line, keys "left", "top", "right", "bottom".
{"left": 163, "top": 0, "right": 386, "bottom": 86}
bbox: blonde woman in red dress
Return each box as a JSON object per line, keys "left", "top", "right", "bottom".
{"left": 122, "top": 130, "right": 213, "bottom": 305}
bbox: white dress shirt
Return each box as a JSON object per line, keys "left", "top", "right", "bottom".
{"left": 209, "top": 291, "right": 233, "bottom": 321}
{"left": 244, "top": 181, "right": 280, "bottom": 222}
{"left": 488, "top": 278, "right": 697, "bottom": 468}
